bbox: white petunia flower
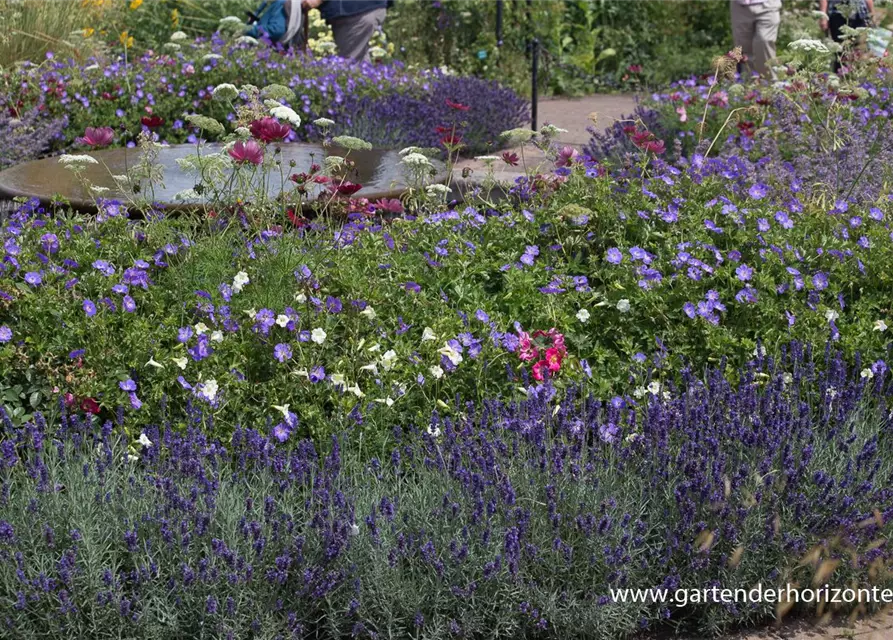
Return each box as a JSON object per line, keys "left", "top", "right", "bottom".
{"left": 199, "top": 379, "right": 219, "bottom": 401}
{"left": 276, "top": 314, "right": 290, "bottom": 327}
{"left": 429, "top": 365, "right": 444, "bottom": 379}
{"left": 360, "top": 306, "right": 376, "bottom": 320}
{"left": 232, "top": 270, "right": 250, "bottom": 292}
{"left": 874, "top": 320, "right": 888, "bottom": 332}
{"left": 861, "top": 368, "right": 874, "bottom": 380}
{"left": 616, "top": 299, "right": 631, "bottom": 313}
{"left": 381, "top": 349, "right": 398, "bottom": 371}
{"left": 172, "top": 357, "right": 188, "bottom": 370}
{"left": 194, "top": 322, "right": 209, "bottom": 335}
{"left": 421, "top": 327, "right": 437, "bottom": 342}
{"left": 138, "top": 433, "right": 152, "bottom": 447}
{"left": 311, "top": 328, "right": 327, "bottom": 344}
{"left": 576, "top": 309, "right": 590, "bottom": 323}
{"left": 647, "top": 381, "right": 661, "bottom": 395}
{"left": 438, "top": 343, "right": 463, "bottom": 366}
{"left": 825, "top": 309, "right": 839, "bottom": 323}
{"left": 146, "top": 357, "right": 164, "bottom": 369}
{"left": 210, "top": 331, "right": 224, "bottom": 343}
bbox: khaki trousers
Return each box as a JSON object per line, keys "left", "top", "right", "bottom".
{"left": 730, "top": 0, "right": 781, "bottom": 78}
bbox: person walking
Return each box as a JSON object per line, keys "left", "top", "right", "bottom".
{"left": 730, "top": 0, "right": 782, "bottom": 79}
{"left": 246, "top": 0, "right": 303, "bottom": 45}
{"left": 302, "top": 0, "right": 391, "bottom": 63}
{"left": 819, "top": 0, "right": 875, "bottom": 72}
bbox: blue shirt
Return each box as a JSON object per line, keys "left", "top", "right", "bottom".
{"left": 320, "top": 0, "right": 390, "bottom": 21}
{"left": 245, "top": 0, "right": 289, "bottom": 41}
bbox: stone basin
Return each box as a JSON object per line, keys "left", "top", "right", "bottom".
{"left": 0, "top": 143, "right": 443, "bottom": 213}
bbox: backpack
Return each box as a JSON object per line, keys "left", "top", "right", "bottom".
{"left": 245, "top": 0, "right": 301, "bottom": 43}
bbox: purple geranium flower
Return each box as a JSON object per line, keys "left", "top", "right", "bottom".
{"left": 735, "top": 264, "right": 753, "bottom": 281}
{"left": 748, "top": 182, "right": 769, "bottom": 199}
{"left": 309, "top": 365, "right": 326, "bottom": 383}
{"left": 0, "top": 325, "right": 11, "bottom": 343}
{"left": 119, "top": 379, "right": 137, "bottom": 392}
{"left": 274, "top": 343, "right": 292, "bottom": 363}
{"left": 25, "top": 272, "right": 43, "bottom": 287}
{"left": 605, "top": 248, "right": 623, "bottom": 265}
{"left": 812, "top": 272, "right": 829, "bottom": 291}
{"left": 83, "top": 299, "right": 97, "bottom": 317}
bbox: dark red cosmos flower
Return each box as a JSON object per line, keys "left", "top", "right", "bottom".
{"left": 249, "top": 116, "right": 292, "bottom": 143}
{"left": 445, "top": 99, "right": 470, "bottom": 111}
{"left": 287, "top": 209, "right": 307, "bottom": 227}
{"left": 141, "top": 115, "right": 164, "bottom": 129}
{"left": 434, "top": 125, "right": 452, "bottom": 135}
{"left": 627, "top": 64, "right": 642, "bottom": 74}
{"left": 502, "top": 151, "right": 519, "bottom": 166}
{"left": 440, "top": 133, "right": 462, "bottom": 147}
{"left": 328, "top": 181, "right": 362, "bottom": 196}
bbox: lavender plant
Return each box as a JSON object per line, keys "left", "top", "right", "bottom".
{"left": 0, "top": 346, "right": 890, "bottom": 638}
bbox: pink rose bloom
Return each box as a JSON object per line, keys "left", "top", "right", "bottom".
{"left": 518, "top": 331, "right": 538, "bottom": 362}
{"left": 532, "top": 360, "right": 549, "bottom": 381}
{"left": 77, "top": 127, "right": 115, "bottom": 149}
{"left": 229, "top": 139, "right": 264, "bottom": 165}
{"left": 545, "top": 347, "right": 563, "bottom": 372}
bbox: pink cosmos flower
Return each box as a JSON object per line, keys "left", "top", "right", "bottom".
{"left": 228, "top": 139, "right": 264, "bottom": 165}
{"left": 77, "top": 127, "right": 115, "bottom": 148}
{"left": 249, "top": 117, "right": 292, "bottom": 143}
{"left": 374, "top": 198, "right": 404, "bottom": 214}
{"left": 555, "top": 145, "right": 580, "bottom": 168}
{"left": 676, "top": 105, "right": 688, "bottom": 122}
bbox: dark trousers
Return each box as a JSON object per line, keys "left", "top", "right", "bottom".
{"left": 829, "top": 12, "right": 867, "bottom": 72}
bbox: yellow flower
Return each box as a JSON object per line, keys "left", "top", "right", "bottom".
{"left": 130, "top": 0, "right": 143, "bottom": 9}
{"left": 171, "top": 8, "right": 180, "bottom": 27}
{"left": 82, "top": 27, "right": 95, "bottom": 38}
{"left": 119, "top": 30, "right": 134, "bottom": 48}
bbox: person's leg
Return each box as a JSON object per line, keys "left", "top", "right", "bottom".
{"left": 730, "top": 1, "right": 756, "bottom": 78}
{"left": 829, "top": 12, "right": 848, "bottom": 72}
{"left": 330, "top": 7, "right": 386, "bottom": 63}
{"left": 752, "top": 5, "right": 780, "bottom": 77}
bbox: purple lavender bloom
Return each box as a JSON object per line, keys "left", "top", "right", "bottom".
{"left": 274, "top": 343, "right": 293, "bottom": 363}
{"left": 599, "top": 423, "right": 619, "bottom": 444}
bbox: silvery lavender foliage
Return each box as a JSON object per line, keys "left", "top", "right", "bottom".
{"left": 582, "top": 105, "right": 671, "bottom": 165}
{"left": 0, "top": 100, "right": 66, "bottom": 169}
{"left": 1, "top": 345, "right": 891, "bottom": 639}
{"left": 333, "top": 73, "right": 529, "bottom": 154}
